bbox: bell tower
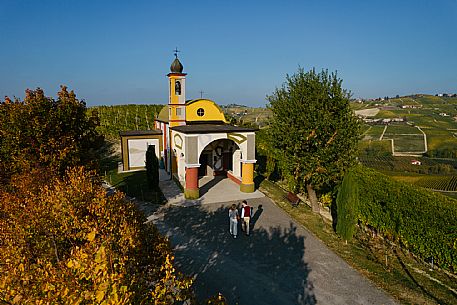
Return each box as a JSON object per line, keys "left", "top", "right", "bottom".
{"left": 168, "top": 48, "right": 187, "bottom": 127}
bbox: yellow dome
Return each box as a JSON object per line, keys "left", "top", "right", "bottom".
{"left": 157, "top": 106, "right": 169, "bottom": 122}
{"left": 155, "top": 99, "right": 227, "bottom": 124}
{"left": 185, "top": 99, "right": 227, "bottom": 123}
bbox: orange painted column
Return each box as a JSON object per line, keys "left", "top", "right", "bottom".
{"left": 185, "top": 167, "right": 199, "bottom": 199}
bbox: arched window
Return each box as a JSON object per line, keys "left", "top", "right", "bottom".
{"left": 175, "top": 80, "right": 181, "bottom": 95}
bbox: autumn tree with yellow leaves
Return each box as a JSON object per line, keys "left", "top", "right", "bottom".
{"left": 0, "top": 88, "right": 201, "bottom": 304}
{"left": 0, "top": 87, "right": 102, "bottom": 184}
{"left": 0, "top": 167, "right": 194, "bottom": 304}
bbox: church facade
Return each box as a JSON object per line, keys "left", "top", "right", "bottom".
{"left": 154, "top": 55, "right": 257, "bottom": 199}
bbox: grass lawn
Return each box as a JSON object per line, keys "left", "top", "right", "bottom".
{"left": 384, "top": 124, "right": 422, "bottom": 135}
{"left": 258, "top": 177, "right": 457, "bottom": 305}
{"left": 391, "top": 134, "right": 425, "bottom": 152}
{"left": 380, "top": 130, "right": 425, "bottom": 153}
{"left": 350, "top": 102, "right": 366, "bottom": 110}
{"left": 358, "top": 124, "right": 435, "bottom": 156}
{"left": 375, "top": 110, "right": 399, "bottom": 118}
{"left": 404, "top": 114, "right": 433, "bottom": 126}
{"left": 98, "top": 139, "right": 165, "bottom": 204}
{"left": 426, "top": 129, "right": 457, "bottom": 151}
{"left": 390, "top": 174, "right": 425, "bottom": 184}
{"left": 399, "top": 97, "right": 420, "bottom": 105}
{"left": 362, "top": 125, "right": 385, "bottom": 140}
{"left": 106, "top": 169, "right": 165, "bottom": 204}
{"left": 360, "top": 124, "right": 371, "bottom": 135}
{"left": 358, "top": 140, "right": 392, "bottom": 157}
{"left": 444, "top": 97, "right": 457, "bottom": 104}
{"left": 444, "top": 192, "right": 457, "bottom": 200}
{"left": 415, "top": 96, "right": 447, "bottom": 105}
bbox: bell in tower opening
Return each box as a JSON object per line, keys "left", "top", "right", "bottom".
{"left": 175, "top": 80, "right": 181, "bottom": 95}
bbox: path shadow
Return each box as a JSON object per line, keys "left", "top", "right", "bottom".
{"left": 156, "top": 204, "right": 316, "bottom": 305}
{"left": 199, "top": 175, "right": 226, "bottom": 196}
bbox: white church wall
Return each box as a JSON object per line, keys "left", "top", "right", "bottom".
{"left": 197, "top": 133, "right": 249, "bottom": 159}
{"left": 172, "top": 131, "right": 186, "bottom": 183}
{"left": 232, "top": 150, "right": 242, "bottom": 177}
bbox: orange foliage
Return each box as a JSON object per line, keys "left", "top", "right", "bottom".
{"left": 0, "top": 167, "right": 193, "bottom": 304}
{"left": 0, "top": 86, "right": 212, "bottom": 304}
{"left": 0, "top": 87, "right": 102, "bottom": 184}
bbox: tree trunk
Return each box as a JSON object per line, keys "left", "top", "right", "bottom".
{"left": 307, "top": 184, "right": 320, "bottom": 213}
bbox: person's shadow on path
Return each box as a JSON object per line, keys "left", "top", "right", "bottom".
{"left": 250, "top": 204, "right": 263, "bottom": 231}
{"left": 157, "top": 204, "right": 316, "bottom": 305}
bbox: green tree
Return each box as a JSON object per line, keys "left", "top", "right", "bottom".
{"left": 267, "top": 68, "right": 360, "bottom": 212}
{"left": 0, "top": 86, "right": 103, "bottom": 183}
{"left": 256, "top": 128, "right": 280, "bottom": 180}
{"left": 224, "top": 112, "right": 237, "bottom": 125}
{"left": 336, "top": 169, "right": 359, "bottom": 241}
{"left": 145, "top": 145, "right": 159, "bottom": 190}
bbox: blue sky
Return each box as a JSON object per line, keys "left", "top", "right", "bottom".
{"left": 1, "top": 0, "right": 456, "bottom": 107}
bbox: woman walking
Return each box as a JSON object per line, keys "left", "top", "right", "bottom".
{"left": 228, "top": 204, "right": 239, "bottom": 238}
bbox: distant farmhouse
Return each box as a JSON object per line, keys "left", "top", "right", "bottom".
{"left": 354, "top": 107, "right": 406, "bottom": 125}
{"left": 362, "top": 117, "right": 405, "bottom": 125}
{"left": 410, "top": 160, "right": 421, "bottom": 165}
{"left": 436, "top": 93, "right": 457, "bottom": 97}
{"left": 401, "top": 105, "right": 422, "bottom": 109}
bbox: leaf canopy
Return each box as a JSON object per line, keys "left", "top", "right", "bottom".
{"left": 267, "top": 68, "right": 360, "bottom": 192}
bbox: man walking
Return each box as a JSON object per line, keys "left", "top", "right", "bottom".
{"left": 241, "top": 200, "right": 252, "bottom": 236}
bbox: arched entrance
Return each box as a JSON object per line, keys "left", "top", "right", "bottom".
{"left": 196, "top": 139, "right": 244, "bottom": 198}
{"left": 198, "top": 139, "right": 239, "bottom": 177}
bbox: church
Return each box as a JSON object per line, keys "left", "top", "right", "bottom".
{"left": 120, "top": 54, "right": 257, "bottom": 199}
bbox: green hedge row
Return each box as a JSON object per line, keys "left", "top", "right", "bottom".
{"left": 352, "top": 166, "right": 457, "bottom": 272}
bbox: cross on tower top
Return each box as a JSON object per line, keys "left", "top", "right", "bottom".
{"left": 173, "top": 47, "right": 180, "bottom": 58}
{"left": 199, "top": 90, "right": 204, "bottom": 98}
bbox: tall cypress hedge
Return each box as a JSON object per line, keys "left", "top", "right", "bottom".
{"left": 336, "top": 169, "right": 359, "bottom": 241}
{"left": 145, "top": 146, "right": 159, "bottom": 190}
{"left": 352, "top": 165, "right": 457, "bottom": 272}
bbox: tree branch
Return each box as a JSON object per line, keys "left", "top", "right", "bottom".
{"left": 52, "top": 235, "right": 60, "bottom": 264}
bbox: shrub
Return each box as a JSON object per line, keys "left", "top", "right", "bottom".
{"left": 336, "top": 170, "right": 359, "bottom": 241}
{"left": 0, "top": 167, "right": 193, "bottom": 304}
{"left": 145, "top": 145, "right": 159, "bottom": 190}
{"left": 0, "top": 87, "right": 102, "bottom": 183}
{"left": 352, "top": 165, "right": 457, "bottom": 272}
{"left": 320, "top": 193, "right": 333, "bottom": 207}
